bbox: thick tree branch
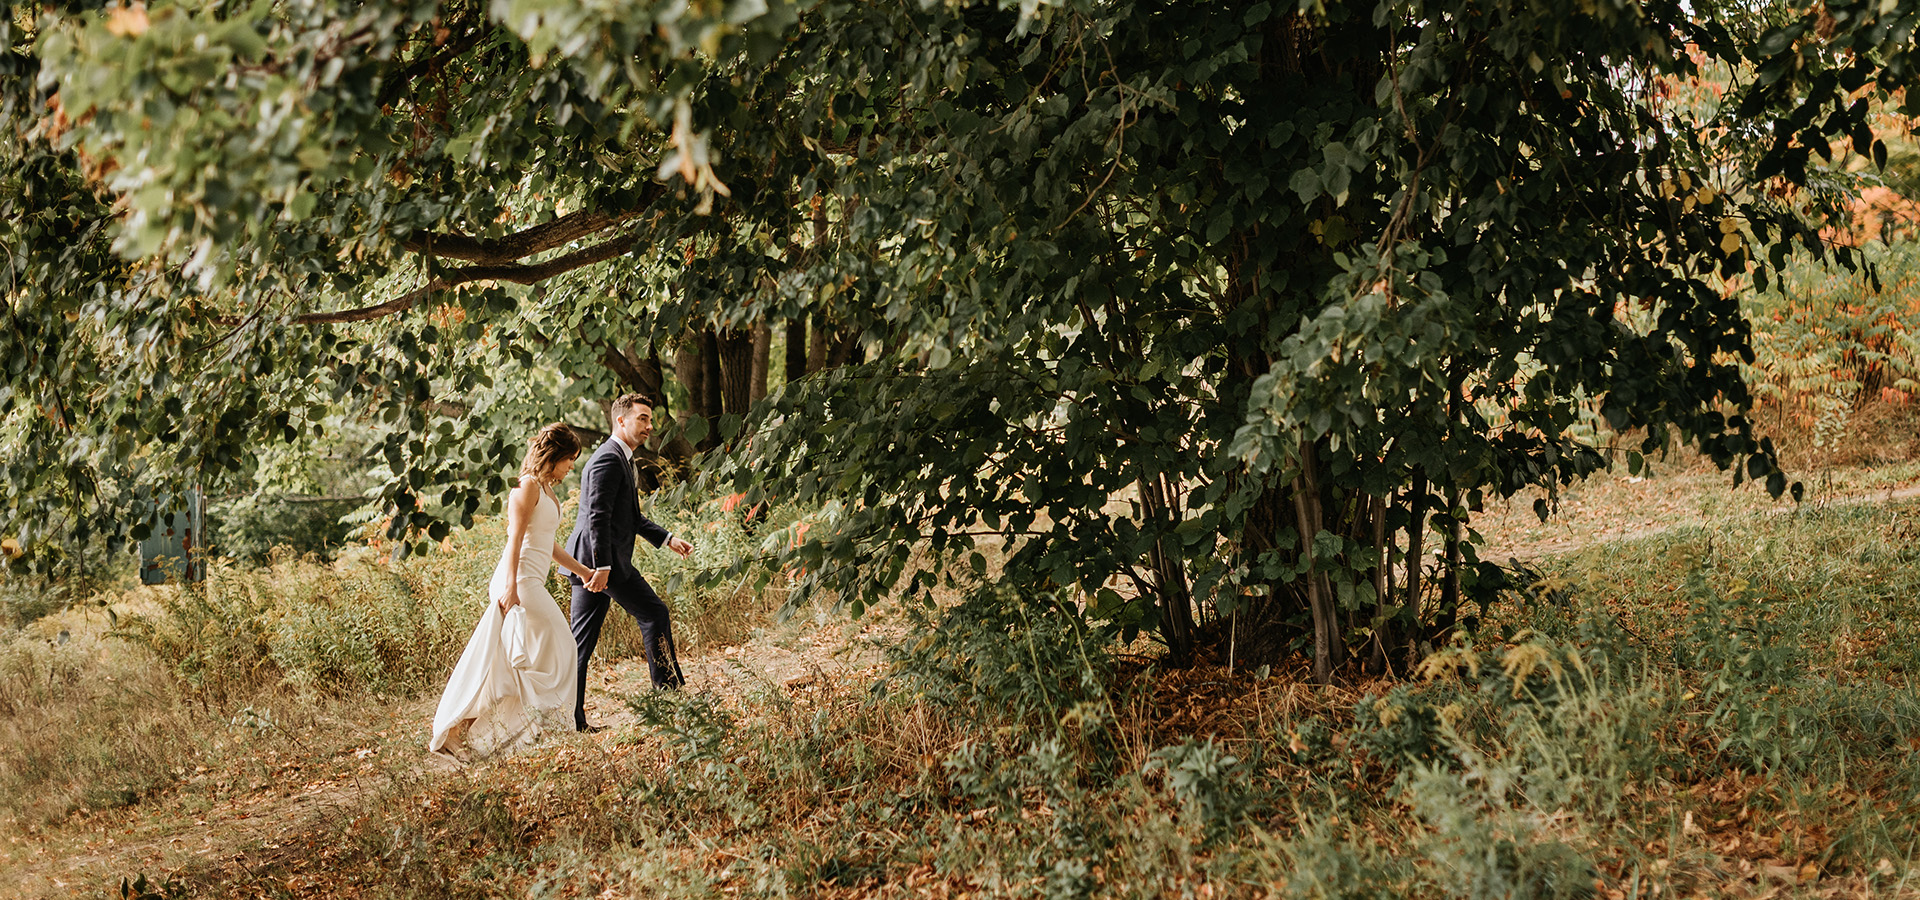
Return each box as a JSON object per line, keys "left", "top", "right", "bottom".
{"left": 285, "top": 282, "right": 443, "bottom": 325}
{"left": 230, "top": 226, "right": 646, "bottom": 326}
{"left": 600, "top": 344, "right": 665, "bottom": 399}
{"left": 402, "top": 206, "right": 649, "bottom": 265}
{"left": 448, "top": 227, "right": 642, "bottom": 285}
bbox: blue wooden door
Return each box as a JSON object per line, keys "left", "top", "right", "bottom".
{"left": 139, "top": 490, "right": 206, "bottom": 584}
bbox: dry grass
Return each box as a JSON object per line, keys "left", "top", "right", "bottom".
{"left": 15, "top": 466, "right": 1920, "bottom": 898}
{"left": 0, "top": 599, "right": 205, "bottom": 831}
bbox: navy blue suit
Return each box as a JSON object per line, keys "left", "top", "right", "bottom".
{"left": 565, "top": 437, "right": 680, "bottom": 725}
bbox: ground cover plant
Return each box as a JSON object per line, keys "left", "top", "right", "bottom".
{"left": 8, "top": 485, "right": 1920, "bottom": 898}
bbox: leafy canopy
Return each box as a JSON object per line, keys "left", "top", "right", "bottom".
{"left": 4, "top": 0, "right": 1915, "bottom": 671}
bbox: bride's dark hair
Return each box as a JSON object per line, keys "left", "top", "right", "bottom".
{"left": 521, "top": 423, "right": 582, "bottom": 483}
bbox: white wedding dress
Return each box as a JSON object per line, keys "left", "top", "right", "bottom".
{"left": 429, "top": 485, "right": 578, "bottom": 759}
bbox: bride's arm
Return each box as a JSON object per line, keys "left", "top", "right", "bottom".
{"left": 551, "top": 544, "right": 595, "bottom": 582}
{"left": 497, "top": 478, "right": 538, "bottom": 612}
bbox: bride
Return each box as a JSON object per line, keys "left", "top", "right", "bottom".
{"left": 431, "top": 423, "right": 602, "bottom": 761}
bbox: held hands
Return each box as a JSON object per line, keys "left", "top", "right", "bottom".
{"left": 585, "top": 567, "right": 610, "bottom": 592}
{"left": 667, "top": 536, "right": 693, "bottom": 558}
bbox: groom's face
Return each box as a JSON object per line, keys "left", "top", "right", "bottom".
{"left": 615, "top": 405, "right": 653, "bottom": 447}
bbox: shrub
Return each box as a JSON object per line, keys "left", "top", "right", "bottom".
{"left": 208, "top": 493, "right": 361, "bottom": 563}
{"left": 637, "top": 490, "right": 805, "bottom": 651}
{"left": 1144, "top": 738, "right": 1253, "bottom": 844}
{"left": 1, "top": 575, "right": 82, "bottom": 630}
{"left": 2, "top": 534, "right": 137, "bottom": 628}
{"left": 880, "top": 583, "right": 1115, "bottom": 736}
{"left": 1744, "top": 239, "right": 1920, "bottom": 464}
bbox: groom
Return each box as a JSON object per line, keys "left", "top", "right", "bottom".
{"left": 566, "top": 393, "right": 694, "bottom": 731}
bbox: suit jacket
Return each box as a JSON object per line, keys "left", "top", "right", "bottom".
{"left": 565, "top": 438, "right": 670, "bottom": 588}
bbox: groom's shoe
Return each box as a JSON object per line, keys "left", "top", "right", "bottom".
{"left": 576, "top": 723, "right": 606, "bottom": 734}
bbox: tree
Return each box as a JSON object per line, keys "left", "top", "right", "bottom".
{"left": 4, "top": 0, "right": 1915, "bottom": 680}
{"left": 702, "top": 0, "right": 1916, "bottom": 680}
{"left": 2, "top": 0, "right": 806, "bottom": 565}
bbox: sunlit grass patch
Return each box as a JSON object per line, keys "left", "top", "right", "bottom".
{"left": 21, "top": 492, "right": 1920, "bottom": 897}
{"left": 1530, "top": 497, "right": 1920, "bottom": 678}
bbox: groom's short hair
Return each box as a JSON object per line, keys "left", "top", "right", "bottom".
{"left": 611, "top": 393, "right": 650, "bottom": 422}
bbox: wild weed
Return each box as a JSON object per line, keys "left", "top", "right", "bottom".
{"left": 1404, "top": 759, "right": 1597, "bottom": 900}
{"left": 1262, "top": 809, "right": 1418, "bottom": 900}
{"left": 112, "top": 572, "right": 279, "bottom": 702}
{"left": 113, "top": 553, "right": 472, "bottom": 699}
{"left": 1144, "top": 738, "right": 1253, "bottom": 844}
{"left": 881, "top": 584, "right": 1114, "bottom": 739}
{"left": 625, "top": 689, "right": 764, "bottom": 828}
{"left": 637, "top": 494, "right": 802, "bottom": 651}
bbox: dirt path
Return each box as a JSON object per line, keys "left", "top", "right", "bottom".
{"left": 1476, "top": 469, "right": 1920, "bottom": 562}
{"left": 3, "top": 611, "right": 890, "bottom": 900}
{"left": 10, "top": 466, "right": 1920, "bottom": 898}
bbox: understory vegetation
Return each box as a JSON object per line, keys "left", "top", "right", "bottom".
{"left": 0, "top": 489, "right": 774, "bottom": 832}
{"left": 1746, "top": 241, "right": 1920, "bottom": 467}
{"left": 8, "top": 491, "right": 1920, "bottom": 898}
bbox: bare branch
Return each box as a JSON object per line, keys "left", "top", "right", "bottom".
{"left": 221, "top": 226, "right": 647, "bottom": 326}
{"left": 402, "top": 206, "right": 650, "bottom": 265}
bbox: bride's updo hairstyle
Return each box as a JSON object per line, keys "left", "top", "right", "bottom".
{"left": 521, "top": 423, "right": 582, "bottom": 484}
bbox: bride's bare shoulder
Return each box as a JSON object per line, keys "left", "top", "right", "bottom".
{"left": 505, "top": 475, "right": 541, "bottom": 510}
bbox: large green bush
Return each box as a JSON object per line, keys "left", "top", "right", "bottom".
{"left": 209, "top": 494, "right": 362, "bottom": 563}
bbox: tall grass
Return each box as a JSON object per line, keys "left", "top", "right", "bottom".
{"left": 22, "top": 495, "right": 1920, "bottom": 898}
{"left": 110, "top": 487, "right": 798, "bottom": 701}
{"left": 0, "top": 487, "right": 793, "bottom": 841}
{"left": 0, "top": 612, "right": 203, "bottom": 828}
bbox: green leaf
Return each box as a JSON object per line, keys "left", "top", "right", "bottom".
{"left": 1289, "top": 168, "right": 1322, "bottom": 203}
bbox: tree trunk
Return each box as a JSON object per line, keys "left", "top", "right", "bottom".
{"left": 829, "top": 331, "right": 863, "bottom": 368}
{"left": 807, "top": 312, "right": 831, "bottom": 375}
{"left": 716, "top": 327, "right": 753, "bottom": 417}
{"left": 1368, "top": 493, "right": 1392, "bottom": 676}
{"left": 695, "top": 331, "right": 724, "bottom": 450}
{"left": 1434, "top": 367, "right": 1466, "bottom": 638}
{"left": 1141, "top": 473, "right": 1196, "bottom": 665}
{"left": 1438, "top": 484, "right": 1462, "bottom": 636}
{"left": 675, "top": 337, "right": 711, "bottom": 451}
{"left": 804, "top": 193, "right": 832, "bottom": 376}
{"left": 749, "top": 321, "right": 771, "bottom": 403}
{"left": 785, "top": 317, "right": 807, "bottom": 385}
{"left": 1402, "top": 469, "right": 1427, "bottom": 667}
{"left": 1291, "top": 441, "right": 1342, "bottom": 684}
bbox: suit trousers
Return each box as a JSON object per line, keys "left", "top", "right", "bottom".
{"left": 569, "top": 577, "right": 683, "bottom": 728}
